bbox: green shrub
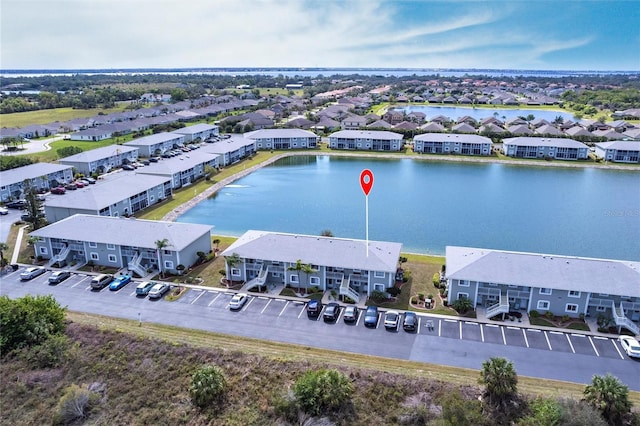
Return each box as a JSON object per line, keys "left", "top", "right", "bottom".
{"left": 529, "top": 310, "right": 540, "bottom": 318}
{"left": 21, "top": 334, "right": 70, "bottom": 368}
{"left": 189, "top": 365, "right": 227, "bottom": 410}
{"left": 433, "top": 272, "right": 440, "bottom": 287}
{"left": 402, "top": 269, "right": 411, "bottom": 282}
{"left": 370, "top": 290, "right": 387, "bottom": 303}
{"left": 441, "top": 389, "right": 490, "bottom": 426}
{"left": 387, "top": 286, "right": 401, "bottom": 297}
{"left": 293, "top": 369, "right": 354, "bottom": 416}
{"left": 427, "top": 293, "right": 434, "bottom": 300}
{"left": 544, "top": 310, "right": 555, "bottom": 319}
{"left": 519, "top": 397, "right": 561, "bottom": 426}
{"left": 451, "top": 297, "right": 473, "bottom": 314}
{"left": 418, "top": 293, "right": 425, "bottom": 301}
{"left": 411, "top": 296, "right": 418, "bottom": 304}
{"left": 53, "top": 384, "right": 99, "bottom": 425}
{"left": 562, "top": 315, "right": 570, "bottom": 323}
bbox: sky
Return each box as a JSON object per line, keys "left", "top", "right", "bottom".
{"left": 1, "top": 0, "right": 639, "bottom": 71}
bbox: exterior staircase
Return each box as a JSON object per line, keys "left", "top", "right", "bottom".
{"left": 128, "top": 253, "right": 147, "bottom": 278}
{"left": 486, "top": 292, "right": 510, "bottom": 319}
{"left": 612, "top": 301, "right": 640, "bottom": 336}
{"left": 245, "top": 264, "right": 269, "bottom": 291}
{"left": 49, "top": 245, "right": 70, "bottom": 266}
{"left": 339, "top": 275, "right": 360, "bottom": 303}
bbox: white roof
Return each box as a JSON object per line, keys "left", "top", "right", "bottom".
{"left": 503, "top": 137, "right": 588, "bottom": 148}
{"left": 446, "top": 246, "right": 640, "bottom": 297}
{"left": 329, "top": 130, "right": 404, "bottom": 140}
{"left": 0, "top": 163, "right": 73, "bottom": 187}
{"left": 44, "top": 172, "right": 170, "bottom": 210}
{"left": 204, "top": 136, "right": 255, "bottom": 155}
{"left": 136, "top": 153, "right": 220, "bottom": 175}
{"left": 124, "top": 132, "right": 184, "bottom": 147}
{"left": 595, "top": 140, "right": 640, "bottom": 151}
{"left": 31, "top": 214, "right": 211, "bottom": 251}
{"left": 414, "top": 133, "right": 492, "bottom": 144}
{"left": 243, "top": 129, "right": 317, "bottom": 139}
{"left": 173, "top": 123, "right": 219, "bottom": 135}
{"left": 59, "top": 144, "right": 138, "bottom": 163}
{"left": 222, "top": 230, "right": 402, "bottom": 273}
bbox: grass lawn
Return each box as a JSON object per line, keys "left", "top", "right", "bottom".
{"left": 24, "top": 136, "right": 139, "bottom": 163}
{"left": 1, "top": 105, "right": 130, "bottom": 128}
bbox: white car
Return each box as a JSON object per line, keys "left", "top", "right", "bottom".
{"left": 383, "top": 310, "right": 400, "bottom": 330}
{"left": 619, "top": 336, "right": 640, "bottom": 358}
{"left": 148, "top": 283, "right": 170, "bottom": 299}
{"left": 20, "top": 267, "right": 46, "bottom": 281}
{"left": 0, "top": 207, "right": 9, "bottom": 215}
{"left": 229, "top": 293, "right": 248, "bottom": 310}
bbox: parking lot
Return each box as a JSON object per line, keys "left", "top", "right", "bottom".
{"left": 5, "top": 266, "right": 633, "bottom": 362}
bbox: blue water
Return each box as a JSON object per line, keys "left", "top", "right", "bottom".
{"left": 177, "top": 156, "right": 640, "bottom": 261}
{"left": 399, "top": 105, "right": 575, "bottom": 122}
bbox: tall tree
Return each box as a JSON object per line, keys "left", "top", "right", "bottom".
{"left": 22, "top": 179, "right": 45, "bottom": 230}
{"left": 478, "top": 357, "right": 518, "bottom": 408}
{"left": 583, "top": 374, "right": 632, "bottom": 426}
{"left": 154, "top": 238, "right": 170, "bottom": 278}
{"left": 0, "top": 242, "right": 9, "bottom": 268}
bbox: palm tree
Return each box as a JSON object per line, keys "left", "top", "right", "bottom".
{"left": 213, "top": 238, "right": 220, "bottom": 252}
{"left": 288, "top": 259, "right": 317, "bottom": 291}
{"left": 154, "top": 238, "right": 170, "bottom": 278}
{"left": 224, "top": 252, "right": 242, "bottom": 286}
{"left": 583, "top": 374, "right": 632, "bottom": 425}
{"left": 478, "top": 357, "right": 518, "bottom": 408}
{"left": 0, "top": 242, "right": 9, "bottom": 268}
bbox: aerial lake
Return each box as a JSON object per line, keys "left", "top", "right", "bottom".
{"left": 177, "top": 156, "right": 640, "bottom": 261}
{"left": 399, "top": 105, "right": 575, "bottom": 122}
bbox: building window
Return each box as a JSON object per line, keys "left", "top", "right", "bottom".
{"left": 539, "top": 288, "right": 552, "bottom": 295}
{"left": 290, "top": 274, "right": 299, "bottom": 283}
{"left": 537, "top": 300, "right": 550, "bottom": 310}
{"left": 374, "top": 271, "right": 385, "bottom": 278}
{"left": 107, "top": 244, "right": 115, "bottom": 250}
{"left": 88, "top": 241, "right": 97, "bottom": 248}
{"left": 568, "top": 290, "right": 580, "bottom": 298}
{"left": 458, "top": 280, "right": 469, "bottom": 287}
{"left": 164, "top": 260, "right": 173, "bottom": 269}
{"left": 310, "top": 276, "right": 320, "bottom": 285}
{"left": 39, "top": 246, "right": 48, "bottom": 255}
{"left": 272, "top": 272, "right": 280, "bottom": 277}
{"left": 163, "top": 250, "right": 171, "bottom": 255}
{"left": 108, "top": 254, "right": 117, "bottom": 263}
{"left": 457, "top": 292, "right": 469, "bottom": 300}
{"left": 90, "top": 252, "right": 99, "bottom": 260}
{"left": 272, "top": 261, "right": 280, "bottom": 266}
{"left": 565, "top": 304, "right": 578, "bottom": 313}
{"left": 596, "top": 306, "right": 607, "bottom": 312}
{"left": 231, "top": 268, "right": 240, "bottom": 276}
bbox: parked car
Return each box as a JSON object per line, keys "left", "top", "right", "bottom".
{"left": 384, "top": 310, "right": 400, "bottom": 330}
{"left": 51, "top": 186, "right": 66, "bottom": 194}
{"left": 90, "top": 273, "right": 113, "bottom": 290}
{"left": 0, "top": 207, "right": 9, "bottom": 215}
{"left": 306, "top": 299, "right": 323, "bottom": 317}
{"left": 135, "top": 281, "right": 155, "bottom": 296}
{"left": 402, "top": 312, "right": 418, "bottom": 332}
{"left": 78, "top": 179, "right": 91, "bottom": 186}
{"left": 48, "top": 270, "right": 71, "bottom": 284}
{"left": 20, "top": 266, "right": 46, "bottom": 281}
{"left": 122, "top": 164, "right": 135, "bottom": 171}
{"left": 229, "top": 293, "right": 248, "bottom": 310}
{"left": 343, "top": 305, "right": 359, "bottom": 323}
{"left": 74, "top": 181, "right": 85, "bottom": 188}
{"left": 148, "top": 157, "right": 159, "bottom": 163}
{"left": 619, "top": 336, "right": 640, "bottom": 358}
{"left": 109, "top": 274, "right": 132, "bottom": 291}
{"left": 148, "top": 283, "right": 170, "bottom": 299}
{"left": 6, "top": 200, "right": 26, "bottom": 209}
{"left": 363, "top": 306, "right": 379, "bottom": 328}
{"left": 85, "top": 177, "right": 96, "bottom": 184}
{"left": 65, "top": 183, "right": 78, "bottom": 190}
{"left": 323, "top": 302, "right": 341, "bottom": 322}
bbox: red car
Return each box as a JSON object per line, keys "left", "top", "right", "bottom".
{"left": 51, "top": 186, "right": 66, "bottom": 194}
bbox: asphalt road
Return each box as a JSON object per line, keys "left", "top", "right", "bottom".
{"left": 2, "top": 267, "right": 639, "bottom": 391}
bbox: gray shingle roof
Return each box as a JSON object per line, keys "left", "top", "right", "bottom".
{"left": 124, "top": 132, "right": 185, "bottom": 147}
{"left": 31, "top": 214, "right": 211, "bottom": 251}
{"left": 503, "top": 137, "right": 588, "bottom": 148}
{"left": 222, "top": 230, "right": 402, "bottom": 273}
{"left": 414, "top": 133, "right": 491, "bottom": 144}
{"left": 243, "top": 129, "right": 317, "bottom": 139}
{"left": 172, "top": 123, "right": 219, "bottom": 135}
{"left": 446, "top": 246, "right": 640, "bottom": 297}
{"left": 0, "top": 163, "right": 73, "bottom": 187}
{"left": 59, "top": 144, "right": 138, "bottom": 162}
{"left": 595, "top": 140, "right": 640, "bottom": 151}
{"left": 136, "top": 152, "right": 220, "bottom": 175}
{"left": 329, "top": 130, "right": 403, "bottom": 140}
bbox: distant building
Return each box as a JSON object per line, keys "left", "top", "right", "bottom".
{"left": 502, "top": 137, "right": 589, "bottom": 160}
{"left": 328, "top": 130, "right": 404, "bottom": 151}
{"left": 413, "top": 133, "right": 492, "bottom": 155}
{"left": 124, "top": 132, "right": 185, "bottom": 157}
{"left": 0, "top": 163, "right": 74, "bottom": 201}
{"left": 243, "top": 129, "right": 319, "bottom": 150}
{"left": 594, "top": 140, "right": 640, "bottom": 163}
{"left": 136, "top": 152, "right": 221, "bottom": 189}
{"left": 59, "top": 144, "right": 139, "bottom": 176}
{"left": 172, "top": 123, "right": 220, "bottom": 142}
{"left": 204, "top": 136, "right": 256, "bottom": 166}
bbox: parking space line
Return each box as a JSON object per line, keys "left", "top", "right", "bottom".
{"left": 549, "top": 331, "right": 563, "bottom": 335}
{"left": 336, "top": 309, "right": 343, "bottom": 322}
{"left": 297, "top": 304, "right": 306, "bottom": 318}
{"left": 465, "top": 321, "right": 478, "bottom": 325}
{"left": 501, "top": 327, "right": 506, "bottom": 345}
{"left": 444, "top": 319, "right": 457, "bottom": 323}
{"left": 258, "top": 296, "right": 269, "bottom": 300}
{"left": 191, "top": 289, "right": 205, "bottom": 305}
{"left": 522, "top": 329, "right": 529, "bottom": 348}
{"left": 544, "top": 331, "right": 553, "bottom": 351}
{"left": 612, "top": 340, "right": 625, "bottom": 359}
{"left": 544, "top": 331, "right": 552, "bottom": 350}
{"left": 278, "top": 301, "right": 289, "bottom": 317}
{"left": 588, "top": 336, "right": 600, "bottom": 357}
{"left": 260, "top": 299, "right": 272, "bottom": 314}
{"left": 417, "top": 318, "right": 421, "bottom": 335}
{"left": 208, "top": 292, "right": 221, "bottom": 307}
{"left": 528, "top": 329, "right": 541, "bottom": 332}
{"left": 566, "top": 334, "right": 575, "bottom": 353}
{"left": 438, "top": 319, "right": 442, "bottom": 337}
{"left": 459, "top": 321, "right": 463, "bottom": 340}
{"left": 355, "top": 311, "right": 362, "bottom": 327}
{"left": 485, "top": 324, "right": 498, "bottom": 328}
{"left": 375, "top": 314, "right": 381, "bottom": 328}
{"left": 71, "top": 277, "right": 90, "bottom": 288}
{"left": 242, "top": 297, "right": 254, "bottom": 312}
{"left": 571, "top": 333, "right": 586, "bottom": 337}
{"left": 593, "top": 336, "right": 608, "bottom": 340}
{"left": 480, "top": 324, "right": 485, "bottom": 342}
{"left": 507, "top": 326, "right": 520, "bottom": 330}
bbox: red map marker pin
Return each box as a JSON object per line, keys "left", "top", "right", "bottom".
{"left": 360, "top": 169, "right": 374, "bottom": 196}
